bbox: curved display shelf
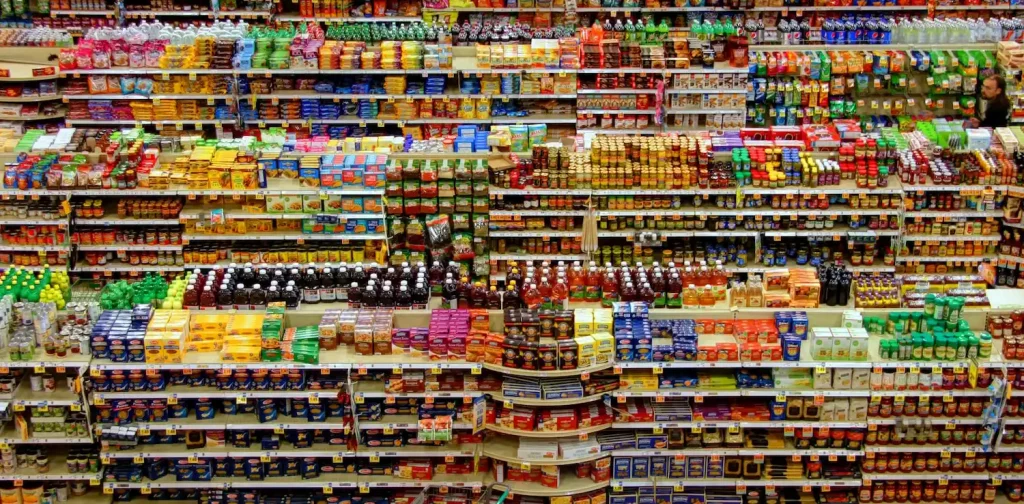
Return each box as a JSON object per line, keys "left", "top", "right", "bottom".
{"left": 482, "top": 437, "right": 609, "bottom": 466}
{"left": 493, "top": 392, "right": 608, "bottom": 407}
{"left": 482, "top": 362, "right": 614, "bottom": 378}
{"left": 486, "top": 423, "right": 612, "bottom": 439}
{"left": 495, "top": 473, "right": 609, "bottom": 496}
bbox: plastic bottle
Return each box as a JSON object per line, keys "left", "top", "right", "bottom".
{"left": 442, "top": 277, "right": 459, "bottom": 309}
{"left": 363, "top": 282, "right": 379, "bottom": 307}
{"left": 639, "top": 282, "right": 655, "bottom": 304}
{"left": 250, "top": 284, "right": 266, "bottom": 306}
{"left": 183, "top": 285, "right": 199, "bottom": 307}
{"left": 699, "top": 284, "right": 716, "bottom": 307}
{"left": 396, "top": 285, "right": 412, "bottom": 308}
{"left": 267, "top": 286, "right": 281, "bottom": 304}
{"left": 620, "top": 282, "right": 636, "bottom": 302}
{"left": 283, "top": 286, "right": 299, "bottom": 308}
{"left": 320, "top": 267, "right": 336, "bottom": 303}
{"left": 667, "top": 273, "right": 683, "bottom": 309}
{"left": 200, "top": 286, "right": 216, "bottom": 308}
{"left": 412, "top": 282, "right": 429, "bottom": 307}
{"left": 601, "top": 274, "right": 618, "bottom": 308}
{"left": 303, "top": 269, "right": 320, "bottom": 304}
{"left": 712, "top": 264, "right": 728, "bottom": 301}
{"left": 217, "top": 283, "right": 233, "bottom": 307}
{"left": 552, "top": 279, "right": 569, "bottom": 308}
{"left": 231, "top": 283, "right": 247, "bottom": 306}
{"left": 347, "top": 282, "right": 362, "bottom": 307}
{"left": 378, "top": 285, "right": 394, "bottom": 307}
{"left": 522, "top": 283, "right": 543, "bottom": 309}
{"left": 487, "top": 285, "right": 502, "bottom": 309}
{"left": 683, "top": 284, "right": 699, "bottom": 309}
{"left": 471, "top": 282, "right": 488, "bottom": 308}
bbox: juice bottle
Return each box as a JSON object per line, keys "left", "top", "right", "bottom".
{"left": 585, "top": 267, "right": 602, "bottom": 303}
{"left": 217, "top": 283, "right": 233, "bottom": 307}
{"left": 471, "top": 282, "right": 488, "bottom": 308}
{"left": 520, "top": 280, "right": 544, "bottom": 309}
{"left": 412, "top": 282, "right": 429, "bottom": 307}
{"left": 320, "top": 267, "right": 336, "bottom": 303}
{"left": 303, "top": 269, "right": 321, "bottom": 304}
{"left": 552, "top": 278, "right": 569, "bottom": 308}
{"left": 504, "top": 281, "right": 520, "bottom": 309}
{"left": 200, "top": 286, "right": 216, "bottom": 308}
{"left": 712, "top": 264, "right": 728, "bottom": 301}
{"left": 257, "top": 268, "right": 271, "bottom": 286}
{"left": 507, "top": 267, "right": 522, "bottom": 287}
{"left": 379, "top": 286, "right": 395, "bottom": 307}
{"left": 620, "top": 282, "right": 636, "bottom": 302}
{"left": 347, "top": 282, "right": 362, "bottom": 307}
{"left": 183, "top": 285, "right": 199, "bottom": 307}
{"left": 699, "top": 284, "right": 716, "bottom": 307}
{"left": 234, "top": 283, "right": 249, "bottom": 306}
{"left": 651, "top": 272, "right": 666, "bottom": 308}
{"left": 363, "top": 282, "right": 379, "bottom": 307}
{"left": 283, "top": 286, "right": 299, "bottom": 308}
{"left": 487, "top": 285, "right": 502, "bottom": 309}
{"left": 267, "top": 286, "right": 281, "bottom": 304}
{"left": 667, "top": 273, "right": 683, "bottom": 309}
{"left": 601, "top": 274, "right": 618, "bottom": 308}
{"left": 250, "top": 284, "right": 266, "bottom": 306}
{"left": 241, "top": 267, "right": 255, "bottom": 285}
{"left": 639, "top": 282, "right": 655, "bottom": 305}
{"left": 538, "top": 278, "right": 553, "bottom": 304}
{"left": 396, "top": 285, "right": 412, "bottom": 308}
{"left": 429, "top": 260, "right": 446, "bottom": 287}
{"left": 442, "top": 277, "right": 459, "bottom": 309}
{"left": 683, "top": 284, "right": 699, "bottom": 309}
{"left": 570, "top": 267, "right": 586, "bottom": 302}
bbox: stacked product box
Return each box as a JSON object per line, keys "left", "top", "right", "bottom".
{"left": 615, "top": 399, "right": 693, "bottom": 423}
{"left": 502, "top": 377, "right": 586, "bottom": 400}
{"left": 649, "top": 319, "right": 697, "bottom": 362}
{"left": 809, "top": 326, "right": 870, "bottom": 362}
{"left": 613, "top": 302, "right": 652, "bottom": 362}
{"left": 142, "top": 309, "right": 189, "bottom": 364}
{"left": 492, "top": 403, "right": 614, "bottom": 433}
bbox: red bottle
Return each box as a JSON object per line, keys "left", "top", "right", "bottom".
{"left": 183, "top": 285, "right": 199, "bottom": 308}
{"left": 601, "top": 274, "right": 618, "bottom": 308}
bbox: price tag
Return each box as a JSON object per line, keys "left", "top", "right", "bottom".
{"left": 103, "top": 487, "right": 113, "bottom": 495}
{"left": 237, "top": 395, "right": 247, "bottom": 404}
{"left": 941, "top": 449, "right": 952, "bottom": 459}
{"left": 167, "top": 395, "right": 178, "bottom": 405}
{"left": 370, "top": 454, "right": 380, "bottom": 463}
{"left": 653, "top": 426, "right": 664, "bottom": 434}
{"left": 520, "top": 462, "right": 531, "bottom": 471}
{"left": 691, "top": 427, "right": 702, "bottom": 434}
{"left": 578, "top": 432, "right": 589, "bottom": 441}
{"left": 359, "top": 484, "right": 370, "bottom": 494}
{"left": 383, "top": 426, "right": 394, "bottom": 435}
{"left": 823, "top": 485, "right": 832, "bottom": 492}
{"left": 828, "top": 454, "right": 838, "bottom": 462}
{"left": 431, "top": 366, "right": 442, "bottom": 375}
{"left": 166, "top": 428, "right": 176, "bottom": 436}
{"left": 133, "top": 455, "right": 144, "bottom": 464}
{"left": 188, "top": 455, "right": 199, "bottom": 463}
{"left": 309, "top": 394, "right": 321, "bottom": 405}
{"left": 472, "top": 365, "right": 482, "bottom": 375}
{"left": 274, "top": 426, "right": 286, "bottom": 434}
{"left": 791, "top": 454, "right": 801, "bottom": 462}
{"left": 694, "top": 394, "right": 704, "bottom": 403}
{"left": 674, "top": 484, "right": 685, "bottom": 492}
{"left": 333, "top": 454, "right": 345, "bottom": 463}
{"left": 323, "top": 486, "right": 333, "bottom": 495}
{"left": 753, "top": 453, "right": 764, "bottom": 463}
{"left": 139, "top": 428, "right": 150, "bottom": 436}
{"left": 736, "top": 484, "right": 747, "bottom": 495}
{"left": 260, "top": 455, "right": 272, "bottom": 463}
{"left": 652, "top": 365, "right": 664, "bottom": 375}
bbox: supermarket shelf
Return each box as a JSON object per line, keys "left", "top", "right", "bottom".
{"left": 896, "top": 255, "right": 995, "bottom": 263}
{"left": 92, "top": 386, "right": 346, "bottom": 401}
{"left": 865, "top": 445, "right": 985, "bottom": 453}
{"left": 0, "top": 435, "right": 94, "bottom": 445}
{"left": 49, "top": 9, "right": 115, "bottom": 15}
{"left": 612, "top": 448, "right": 863, "bottom": 457}
{"left": 864, "top": 472, "right": 993, "bottom": 481}
{"left": 179, "top": 211, "right": 382, "bottom": 221}
{"left": 0, "top": 354, "right": 90, "bottom": 369}
{"left": 74, "top": 216, "right": 180, "bottom": 226}
{"left": 183, "top": 233, "right": 385, "bottom": 242}
{"left": 578, "top": 109, "right": 657, "bottom": 115}
{"left": 73, "top": 264, "right": 183, "bottom": 273}
{"left": 905, "top": 210, "right": 1004, "bottom": 218}
{"left": 14, "top": 384, "right": 82, "bottom": 407}
{"left": 902, "top": 184, "right": 1008, "bottom": 193}
{"left": 488, "top": 230, "right": 584, "bottom": 238}
{"left": 103, "top": 473, "right": 360, "bottom": 490}
{"left": 666, "top": 88, "right": 747, "bottom": 94}
{"left": 359, "top": 415, "right": 473, "bottom": 430}
{"left": 489, "top": 210, "right": 587, "bottom": 217}
{"left": 0, "top": 244, "right": 66, "bottom": 252}
{"left": 65, "top": 119, "right": 227, "bottom": 127}
{"left": 0, "top": 454, "right": 98, "bottom": 481}
{"left": 103, "top": 444, "right": 353, "bottom": 459}
{"left": 577, "top": 89, "right": 659, "bottom": 95}
{"left": 482, "top": 437, "right": 607, "bottom": 466}
{"left": 352, "top": 445, "right": 477, "bottom": 458}
{"left": 747, "top": 43, "right": 995, "bottom": 51}
{"left": 274, "top": 15, "right": 424, "bottom": 21}
{"left": 665, "top": 108, "right": 745, "bottom": 115}
{"left": 488, "top": 187, "right": 592, "bottom": 196}
{"left": 903, "top": 234, "right": 1002, "bottom": 242}
{"left": 612, "top": 478, "right": 862, "bottom": 488}
{"left": 0, "top": 95, "right": 61, "bottom": 103}
{"left": 481, "top": 362, "right": 613, "bottom": 378}
{"left": 611, "top": 421, "right": 867, "bottom": 429}
{"left": 14, "top": 112, "right": 66, "bottom": 121}
{"left": 107, "top": 416, "right": 350, "bottom": 432}
{"left": 494, "top": 392, "right": 609, "bottom": 407}
{"left": 246, "top": 93, "right": 577, "bottom": 101}
{"left": 63, "top": 94, "right": 234, "bottom": 101}
{"left": 352, "top": 381, "right": 484, "bottom": 400}
{"left": 497, "top": 473, "right": 608, "bottom": 497}
{"left": 489, "top": 254, "right": 589, "bottom": 262}
{"left": 485, "top": 423, "right": 612, "bottom": 439}
{"left": 616, "top": 389, "right": 871, "bottom": 399}
{"left": 576, "top": 128, "right": 664, "bottom": 135}
{"left": 75, "top": 244, "right": 182, "bottom": 252}
{"left": 359, "top": 473, "right": 486, "bottom": 488}
{"left": 0, "top": 217, "right": 65, "bottom": 226}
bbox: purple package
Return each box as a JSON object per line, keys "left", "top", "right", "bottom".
{"left": 391, "top": 328, "right": 411, "bottom": 353}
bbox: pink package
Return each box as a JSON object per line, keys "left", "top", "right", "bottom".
{"left": 429, "top": 333, "right": 448, "bottom": 361}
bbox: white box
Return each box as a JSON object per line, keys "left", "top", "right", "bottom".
{"left": 518, "top": 440, "right": 558, "bottom": 460}
{"left": 849, "top": 332, "right": 869, "bottom": 362}
{"left": 842, "top": 310, "right": 863, "bottom": 329}
{"left": 832, "top": 368, "right": 853, "bottom": 389}
{"left": 831, "top": 335, "right": 851, "bottom": 362}
{"left": 558, "top": 439, "right": 600, "bottom": 459}
{"left": 812, "top": 335, "right": 832, "bottom": 361}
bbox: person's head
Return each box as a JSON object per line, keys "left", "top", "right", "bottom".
{"left": 982, "top": 75, "right": 1007, "bottom": 100}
